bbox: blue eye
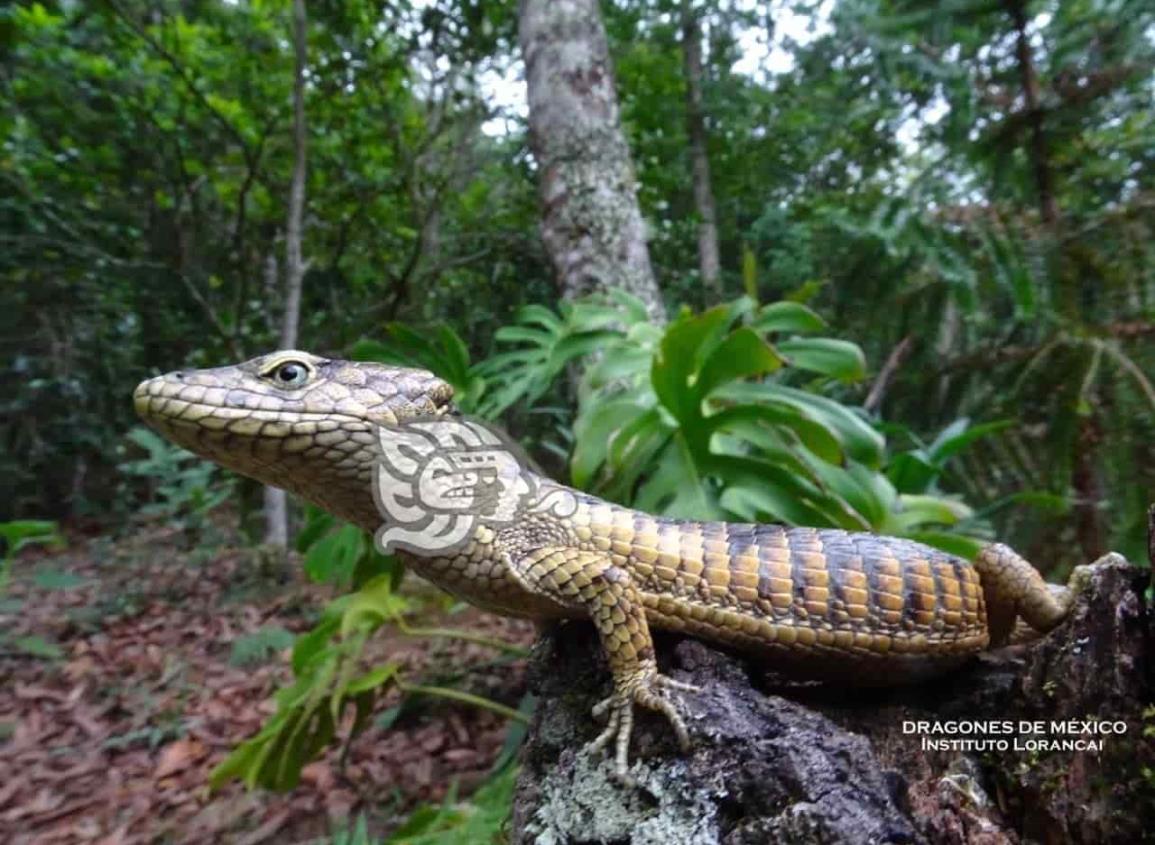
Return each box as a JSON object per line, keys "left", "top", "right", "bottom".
{"left": 273, "top": 361, "right": 310, "bottom": 387}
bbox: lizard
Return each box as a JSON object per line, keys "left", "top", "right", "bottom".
{"left": 134, "top": 349, "right": 1093, "bottom": 781}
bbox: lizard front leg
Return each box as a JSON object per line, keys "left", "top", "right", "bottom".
{"left": 507, "top": 546, "right": 697, "bottom": 782}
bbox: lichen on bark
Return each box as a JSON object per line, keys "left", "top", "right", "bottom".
{"left": 519, "top": 0, "right": 666, "bottom": 323}
{"left": 511, "top": 555, "right": 1154, "bottom": 844}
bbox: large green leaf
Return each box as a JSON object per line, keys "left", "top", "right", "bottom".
{"left": 716, "top": 382, "right": 885, "bottom": 467}
{"left": 651, "top": 306, "right": 733, "bottom": 422}
{"left": 581, "top": 346, "right": 652, "bottom": 391}
{"left": 696, "top": 328, "right": 785, "bottom": 399}
{"left": 634, "top": 434, "right": 723, "bottom": 520}
{"left": 886, "top": 494, "right": 973, "bottom": 534}
{"left": 751, "top": 301, "right": 827, "bottom": 335}
{"left": 602, "top": 407, "right": 673, "bottom": 499}
{"left": 776, "top": 338, "right": 867, "bottom": 381}
{"left": 704, "top": 404, "right": 844, "bottom": 466}
{"left": 571, "top": 397, "right": 654, "bottom": 488}
{"left": 715, "top": 455, "right": 854, "bottom": 527}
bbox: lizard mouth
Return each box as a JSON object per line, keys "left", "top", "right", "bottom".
{"left": 133, "top": 376, "right": 369, "bottom": 435}
{"left": 129, "top": 352, "right": 457, "bottom": 530}
{"left": 133, "top": 374, "right": 376, "bottom": 458}
{"left": 132, "top": 373, "right": 380, "bottom": 496}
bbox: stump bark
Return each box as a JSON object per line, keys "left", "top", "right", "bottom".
{"left": 511, "top": 555, "right": 1153, "bottom": 844}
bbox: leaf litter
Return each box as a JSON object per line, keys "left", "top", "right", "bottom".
{"left": 0, "top": 520, "right": 534, "bottom": 843}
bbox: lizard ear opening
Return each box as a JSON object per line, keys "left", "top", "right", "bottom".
{"left": 430, "top": 380, "right": 455, "bottom": 409}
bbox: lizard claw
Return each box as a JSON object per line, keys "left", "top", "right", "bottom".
{"left": 587, "top": 665, "right": 697, "bottom": 783}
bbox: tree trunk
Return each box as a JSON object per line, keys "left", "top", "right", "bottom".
{"left": 1072, "top": 414, "right": 1107, "bottom": 561}
{"left": 512, "top": 555, "right": 1153, "bottom": 843}
{"left": 264, "top": 0, "right": 308, "bottom": 548}
{"left": 281, "top": 0, "right": 307, "bottom": 351}
{"left": 518, "top": 0, "right": 666, "bottom": 323}
{"left": 1007, "top": 0, "right": 1059, "bottom": 227}
{"left": 680, "top": 0, "right": 721, "bottom": 297}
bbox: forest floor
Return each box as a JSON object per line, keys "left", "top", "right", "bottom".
{"left": 0, "top": 517, "right": 536, "bottom": 844}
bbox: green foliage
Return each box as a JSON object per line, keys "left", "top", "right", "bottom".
{"left": 8, "top": 635, "right": 64, "bottom": 660}
{"left": 211, "top": 574, "right": 410, "bottom": 791}
{"left": 482, "top": 293, "right": 989, "bottom": 554}
{"left": 1, "top": 0, "right": 545, "bottom": 521}
{"left": 296, "top": 506, "right": 405, "bottom": 589}
{"left": 353, "top": 290, "right": 1010, "bottom": 555}
{"left": 229, "top": 625, "right": 296, "bottom": 668}
{"left": 476, "top": 294, "right": 642, "bottom": 417}
{"left": 0, "top": 519, "right": 62, "bottom": 561}
{"left": 354, "top": 325, "right": 488, "bottom": 414}
{"left": 604, "top": 0, "right": 1155, "bottom": 563}
{"left": 118, "top": 427, "right": 232, "bottom": 526}
{"left": 330, "top": 814, "right": 376, "bottom": 845}
{"left": 0, "top": 519, "right": 67, "bottom": 658}
{"left": 886, "top": 418, "right": 1015, "bottom": 496}
{"left": 331, "top": 814, "right": 379, "bottom": 845}
{"left": 0, "top": 519, "right": 63, "bottom": 590}
{"left": 211, "top": 572, "right": 526, "bottom": 793}
{"left": 381, "top": 763, "right": 517, "bottom": 844}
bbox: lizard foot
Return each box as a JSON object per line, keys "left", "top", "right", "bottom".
{"left": 586, "top": 664, "right": 699, "bottom": 784}
{"left": 1066, "top": 553, "right": 1124, "bottom": 596}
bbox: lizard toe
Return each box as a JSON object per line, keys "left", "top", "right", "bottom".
{"left": 585, "top": 668, "right": 696, "bottom": 781}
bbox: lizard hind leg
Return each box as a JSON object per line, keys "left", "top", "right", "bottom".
{"left": 975, "top": 543, "right": 1092, "bottom": 647}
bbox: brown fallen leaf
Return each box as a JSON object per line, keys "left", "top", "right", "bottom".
{"left": 300, "top": 762, "right": 335, "bottom": 792}
{"left": 153, "top": 738, "right": 207, "bottom": 780}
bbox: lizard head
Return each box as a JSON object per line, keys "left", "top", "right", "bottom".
{"left": 133, "top": 350, "right": 455, "bottom": 529}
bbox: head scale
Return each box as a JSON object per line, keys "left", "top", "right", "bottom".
{"left": 133, "top": 350, "right": 455, "bottom": 528}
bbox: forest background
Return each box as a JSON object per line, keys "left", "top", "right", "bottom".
{"left": 1, "top": 0, "right": 1153, "bottom": 839}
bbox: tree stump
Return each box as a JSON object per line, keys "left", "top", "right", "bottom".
{"left": 511, "top": 555, "right": 1153, "bottom": 844}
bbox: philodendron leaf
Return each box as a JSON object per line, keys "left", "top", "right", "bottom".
{"left": 571, "top": 397, "right": 653, "bottom": 487}
{"left": 652, "top": 308, "right": 727, "bottom": 422}
{"left": 696, "top": 328, "right": 785, "bottom": 400}
{"left": 704, "top": 404, "right": 844, "bottom": 465}
{"left": 717, "top": 382, "right": 885, "bottom": 467}
{"left": 886, "top": 494, "right": 973, "bottom": 534}
{"left": 904, "top": 531, "right": 987, "bottom": 561}
{"left": 751, "top": 301, "right": 827, "bottom": 334}
{"left": 777, "top": 338, "right": 867, "bottom": 381}
{"left": 634, "top": 434, "right": 723, "bottom": 520}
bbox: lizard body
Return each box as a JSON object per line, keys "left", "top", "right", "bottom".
{"left": 134, "top": 350, "right": 1088, "bottom": 779}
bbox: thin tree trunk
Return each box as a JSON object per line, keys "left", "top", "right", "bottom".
{"left": 1072, "top": 414, "right": 1106, "bottom": 562}
{"left": 1007, "top": 0, "right": 1059, "bottom": 227}
{"left": 281, "top": 0, "right": 307, "bottom": 351}
{"left": 265, "top": 0, "right": 308, "bottom": 548}
{"left": 864, "top": 336, "right": 913, "bottom": 414}
{"left": 519, "top": 0, "right": 666, "bottom": 323}
{"left": 680, "top": 0, "right": 721, "bottom": 297}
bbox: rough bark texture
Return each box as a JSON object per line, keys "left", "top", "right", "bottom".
{"left": 680, "top": 0, "right": 721, "bottom": 297}
{"left": 519, "top": 0, "right": 666, "bottom": 322}
{"left": 512, "top": 555, "right": 1154, "bottom": 844}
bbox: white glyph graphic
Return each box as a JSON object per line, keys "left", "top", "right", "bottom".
{"left": 371, "top": 417, "right": 576, "bottom": 555}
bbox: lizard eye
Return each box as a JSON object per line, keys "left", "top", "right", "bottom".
{"left": 270, "top": 360, "right": 311, "bottom": 388}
